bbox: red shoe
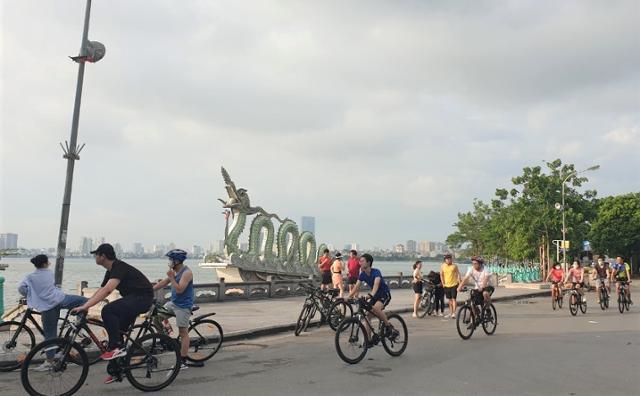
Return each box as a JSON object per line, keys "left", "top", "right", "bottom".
{"left": 104, "top": 375, "right": 117, "bottom": 384}
{"left": 100, "top": 348, "right": 126, "bottom": 361}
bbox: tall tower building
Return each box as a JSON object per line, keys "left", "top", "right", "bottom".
{"left": 406, "top": 240, "right": 417, "bottom": 253}
{"left": 0, "top": 233, "right": 18, "bottom": 249}
{"left": 301, "top": 216, "right": 316, "bottom": 234}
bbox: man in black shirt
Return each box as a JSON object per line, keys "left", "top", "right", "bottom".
{"left": 73, "top": 243, "right": 153, "bottom": 369}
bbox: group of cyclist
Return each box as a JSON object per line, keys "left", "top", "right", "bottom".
{"left": 17, "top": 243, "right": 200, "bottom": 384}
{"left": 412, "top": 254, "right": 495, "bottom": 318}
{"left": 546, "top": 255, "right": 633, "bottom": 307}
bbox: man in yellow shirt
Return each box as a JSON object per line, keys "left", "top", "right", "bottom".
{"left": 440, "top": 253, "right": 461, "bottom": 319}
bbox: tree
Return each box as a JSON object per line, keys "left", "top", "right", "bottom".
{"left": 589, "top": 193, "right": 640, "bottom": 273}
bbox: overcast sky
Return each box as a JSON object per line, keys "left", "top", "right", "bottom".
{"left": 1, "top": 0, "right": 639, "bottom": 251}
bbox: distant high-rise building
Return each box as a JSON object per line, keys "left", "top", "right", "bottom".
{"left": 0, "top": 233, "right": 18, "bottom": 250}
{"left": 301, "top": 216, "right": 315, "bottom": 234}
{"left": 192, "top": 245, "right": 204, "bottom": 257}
{"left": 133, "top": 242, "right": 144, "bottom": 257}
{"left": 419, "top": 240, "right": 432, "bottom": 256}
{"left": 80, "top": 237, "right": 93, "bottom": 256}
{"left": 394, "top": 244, "right": 405, "bottom": 254}
{"left": 343, "top": 244, "right": 351, "bottom": 251}
{"left": 406, "top": 240, "right": 417, "bottom": 253}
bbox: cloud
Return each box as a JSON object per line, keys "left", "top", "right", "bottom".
{"left": 1, "top": 0, "right": 639, "bottom": 250}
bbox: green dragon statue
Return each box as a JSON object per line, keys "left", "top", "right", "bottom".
{"left": 216, "top": 167, "right": 324, "bottom": 281}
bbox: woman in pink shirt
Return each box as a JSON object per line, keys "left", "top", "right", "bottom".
{"left": 565, "top": 260, "right": 586, "bottom": 302}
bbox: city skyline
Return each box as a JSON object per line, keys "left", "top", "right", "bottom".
{"left": 2, "top": 2, "right": 639, "bottom": 251}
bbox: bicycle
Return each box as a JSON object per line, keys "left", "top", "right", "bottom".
{"left": 568, "top": 283, "right": 587, "bottom": 316}
{"left": 617, "top": 281, "right": 630, "bottom": 314}
{"left": 455, "top": 287, "right": 498, "bottom": 340}
{"left": 21, "top": 308, "right": 181, "bottom": 396}
{"left": 334, "top": 297, "right": 408, "bottom": 364}
{"left": 0, "top": 299, "right": 107, "bottom": 372}
{"left": 595, "top": 279, "right": 610, "bottom": 310}
{"left": 550, "top": 282, "right": 564, "bottom": 310}
{"left": 130, "top": 302, "right": 223, "bottom": 363}
{"left": 294, "top": 284, "right": 352, "bottom": 335}
{"left": 416, "top": 282, "right": 437, "bottom": 318}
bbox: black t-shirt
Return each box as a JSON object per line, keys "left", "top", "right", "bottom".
{"left": 101, "top": 260, "right": 153, "bottom": 298}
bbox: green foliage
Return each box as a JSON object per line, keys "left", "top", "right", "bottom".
{"left": 589, "top": 193, "right": 640, "bottom": 261}
{"left": 447, "top": 159, "right": 598, "bottom": 262}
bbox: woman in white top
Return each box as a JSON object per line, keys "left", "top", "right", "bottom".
{"left": 412, "top": 261, "right": 423, "bottom": 317}
{"left": 331, "top": 252, "right": 345, "bottom": 298}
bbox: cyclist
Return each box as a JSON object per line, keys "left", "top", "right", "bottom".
{"left": 17, "top": 254, "right": 87, "bottom": 371}
{"left": 591, "top": 258, "right": 611, "bottom": 304}
{"left": 457, "top": 257, "right": 494, "bottom": 310}
{"left": 347, "top": 253, "right": 397, "bottom": 341}
{"left": 72, "top": 243, "right": 153, "bottom": 383}
{"left": 546, "top": 261, "right": 565, "bottom": 304}
{"left": 440, "top": 253, "right": 461, "bottom": 319}
{"left": 565, "top": 260, "right": 586, "bottom": 302}
{"left": 153, "top": 249, "right": 202, "bottom": 369}
{"left": 611, "top": 255, "right": 632, "bottom": 305}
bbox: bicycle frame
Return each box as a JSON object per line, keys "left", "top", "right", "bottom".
{"left": 6, "top": 305, "right": 74, "bottom": 346}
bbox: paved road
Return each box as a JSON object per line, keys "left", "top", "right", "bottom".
{"left": 1, "top": 296, "right": 638, "bottom": 396}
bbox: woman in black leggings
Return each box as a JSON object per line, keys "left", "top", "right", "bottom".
{"left": 427, "top": 271, "right": 445, "bottom": 316}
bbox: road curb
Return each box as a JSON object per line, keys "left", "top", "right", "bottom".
{"left": 223, "top": 290, "right": 550, "bottom": 343}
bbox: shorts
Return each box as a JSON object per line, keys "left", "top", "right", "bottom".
{"left": 321, "top": 271, "right": 332, "bottom": 285}
{"left": 412, "top": 282, "right": 423, "bottom": 294}
{"left": 444, "top": 286, "right": 458, "bottom": 300}
{"left": 615, "top": 278, "right": 629, "bottom": 284}
{"left": 370, "top": 291, "right": 391, "bottom": 308}
{"left": 471, "top": 287, "right": 494, "bottom": 306}
{"left": 595, "top": 278, "right": 607, "bottom": 287}
{"left": 164, "top": 301, "right": 191, "bottom": 328}
{"left": 348, "top": 276, "right": 358, "bottom": 285}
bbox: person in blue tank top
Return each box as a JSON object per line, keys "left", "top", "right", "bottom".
{"left": 153, "top": 249, "right": 198, "bottom": 369}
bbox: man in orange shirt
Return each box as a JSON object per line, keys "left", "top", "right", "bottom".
{"left": 318, "top": 249, "right": 332, "bottom": 290}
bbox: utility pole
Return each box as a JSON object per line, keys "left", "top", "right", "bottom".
{"left": 54, "top": 0, "right": 105, "bottom": 286}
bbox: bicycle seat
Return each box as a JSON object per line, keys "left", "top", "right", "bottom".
{"left": 191, "top": 305, "right": 200, "bottom": 312}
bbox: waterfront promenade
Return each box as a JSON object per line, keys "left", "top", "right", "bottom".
{"left": 1, "top": 289, "right": 637, "bottom": 396}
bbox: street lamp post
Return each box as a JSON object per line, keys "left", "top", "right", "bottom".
{"left": 54, "top": 0, "right": 105, "bottom": 286}
{"left": 558, "top": 165, "right": 600, "bottom": 272}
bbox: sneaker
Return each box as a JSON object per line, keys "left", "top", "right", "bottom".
{"left": 582, "top": 297, "right": 587, "bottom": 303}
{"left": 438, "top": 312, "right": 444, "bottom": 317}
{"left": 100, "top": 348, "right": 126, "bottom": 361}
{"left": 412, "top": 313, "right": 418, "bottom": 318}
{"left": 451, "top": 313, "right": 456, "bottom": 319}
{"left": 179, "top": 361, "right": 188, "bottom": 370}
{"left": 443, "top": 314, "right": 451, "bottom": 319}
{"left": 104, "top": 375, "right": 117, "bottom": 384}
{"left": 186, "top": 360, "right": 204, "bottom": 368}
{"left": 33, "top": 361, "right": 53, "bottom": 372}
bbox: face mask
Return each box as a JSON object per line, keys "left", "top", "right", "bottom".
{"left": 555, "top": 265, "right": 561, "bottom": 270}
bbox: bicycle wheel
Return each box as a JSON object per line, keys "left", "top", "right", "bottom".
{"left": 328, "top": 301, "right": 352, "bottom": 331}
{"left": 558, "top": 294, "right": 563, "bottom": 309}
{"left": 624, "top": 291, "right": 630, "bottom": 311}
{"left": 0, "top": 321, "right": 35, "bottom": 372}
{"left": 186, "top": 319, "right": 223, "bottom": 362}
{"left": 304, "top": 304, "right": 318, "bottom": 332}
{"left": 334, "top": 318, "right": 368, "bottom": 364}
{"left": 552, "top": 295, "right": 557, "bottom": 310}
{"left": 456, "top": 306, "right": 475, "bottom": 340}
{"left": 618, "top": 293, "right": 625, "bottom": 314}
{"left": 569, "top": 293, "right": 578, "bottom": 316}
{"left": 294, "top": 303, "right": 311, "bottom": 336}
{"left": 426, "top": 293, "right": 436, "bottom": 316}
{"left": 604, "top": 290, "right": 609, "bottom": 308}
{"left": 382, "top": 313, "right": 408, "bottom": 357}
{"left": 599, "top": 289, "right": 607, "bottom": 310}
{"left": 125, "top": 333, "right": 180, "bottom": 392}
{"left": 21, "top": 338, "right": 88, "bottom": 396}
{"left": 580, "top": 299, "right": 587, "bottom": 314}
{"left": 481, "top": 304, "right": 498, "bottom": 335}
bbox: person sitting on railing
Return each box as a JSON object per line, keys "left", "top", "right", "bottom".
{"left": 17, "top": 254, "right": 87, "bottom": 371}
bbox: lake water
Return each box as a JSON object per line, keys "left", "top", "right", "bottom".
{"left": 0, "top": 257, "right": 468, "bottom": 305}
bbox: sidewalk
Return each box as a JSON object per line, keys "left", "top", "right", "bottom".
{"left": 196, "top": 286, "right": 552, "bottom": 341}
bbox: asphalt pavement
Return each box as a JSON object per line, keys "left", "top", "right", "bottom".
{"left": 1, "top": 293, "right": 638, "bottom": 396}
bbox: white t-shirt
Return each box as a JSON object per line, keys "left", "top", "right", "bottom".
{"left": 465, "top": 266, "right": 493, "bottom": 289}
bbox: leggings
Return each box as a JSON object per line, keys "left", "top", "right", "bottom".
{"left": 101, "top": 294, "right": 153, "bottom": 349}
{"left": 434, "top": 287, "right": 445, "bottom": 312}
